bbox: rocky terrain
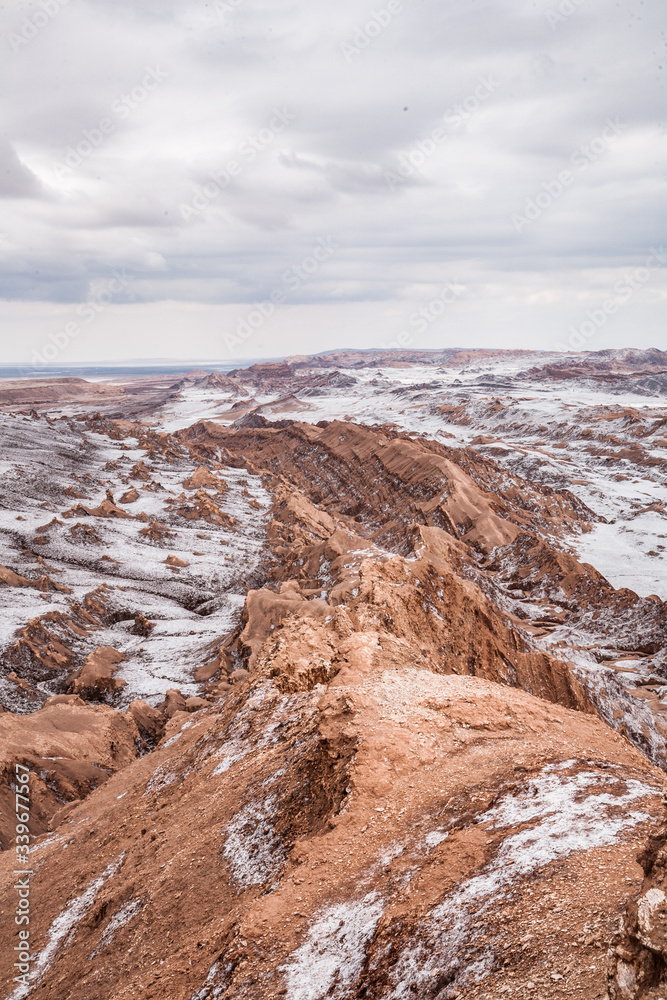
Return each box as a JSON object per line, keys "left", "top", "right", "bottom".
{"left": 0, "top": 348, "right": 666, "bottom": 1000}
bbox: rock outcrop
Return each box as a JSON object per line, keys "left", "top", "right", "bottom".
{"left": 608, "top": 799, "right": 667, "bottom": 999}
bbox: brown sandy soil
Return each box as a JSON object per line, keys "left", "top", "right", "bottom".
{"left": 0, "top": 629, "right": 663, "bottom": 999}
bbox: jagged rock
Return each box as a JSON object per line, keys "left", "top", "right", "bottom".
{"left": 0, "top": 700, "right": 139, "bottom": 845}
{"left": 62, "top": 499, "right": 134, "bottom": 519}
{"left": 138, "top": 518, "right": 175, "bottom": 542}
{"left": 182, "top": 466, "right": 225, "bottom": 491}
{"left": 130, "top": 614, "right": 155, "bottom": 637}
{"left": 126, "top": 699, "right": 166, "bottom": 746}
{"left": 70, "top": 521, "right": 103, "bottom": 544}
{"left": 171, "top": 488, "right": 235, "bottom": 527}
{"left": 164, "top": 554, "right": 189, "bottom": 568}
{"left": 44, "top": 694, "right": 86, "bottom": 707}
{"left": 68, "top": 646, "right": 126, "bottom": 698}
{"left": 608, "top": 810, "right": 667, "bottom": 997}
{"left": 1, "top": 355, "right": 667, "bottom": 998}
{"left": 0, "top": 564, "right": 31, "bottom": 587}
{"left": 118, "top": 486, "right": 139, "bottom": 503}
{"left": 185, "top": 696, "right": 209, "bottom": 711}
{"left": 194, "top": 656, "right": 224, "bottom": 682}
{"left": 0, "top": 640, "right": 662, "bottom": 998}
{"left": 160, "top": 688, "right": 187, "bottom": 718}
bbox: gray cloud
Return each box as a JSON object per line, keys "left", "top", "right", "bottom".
{"left": 0, "top": 137, "right": 44, "bottom": 198}
{"left": 0, "top": 0, "right": 664, "bottom": 358}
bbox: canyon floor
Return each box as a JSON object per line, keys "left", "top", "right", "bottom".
{"left": 1, "top": 347, "right": 666, "bottom": 1000}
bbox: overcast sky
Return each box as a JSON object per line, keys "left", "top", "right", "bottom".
{"left": 0, "top": 0, "right": 665, "bottom": 364}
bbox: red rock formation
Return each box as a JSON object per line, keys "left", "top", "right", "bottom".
{"left": 182, "top": 466, "right": 226, "bottom": 491}
{"left": 0, "top": 625, "right": 661, "bottom": 999}
{"left": 607, "top": 803, "right": 667, "bottom": 998}
{"left": 68, "top": 646, "right": 126, "bottom": 698}
{"left": 0, "top": 698, "right": 139, "bottom": 845}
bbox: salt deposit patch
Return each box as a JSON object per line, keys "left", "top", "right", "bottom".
{"left": 384, "top": 763, "right": 656, "bottom": 998}
{"left": 282, "top": 894, "right": 384, "bottom": 1000}
{"left": 157, "top": 387, "right": 275, "bottom": 433}
{"left": 91, "top": 897, "right": 142, "bottom": 955}
{"left": 209, "top": 686, "right": 294, "bottom": 775}
{"left": 574, "top": 519, "right": 667, "bottom": 600}
{"left": 0, "top": 414, "right": 272, "bottom": 709}
{"left": 7, "top": 854, "right": 125, "bottom": 1000}
{"left": 222, "top": 795, "right": 285, "bottom": 888}
{"left": 191, "top": 960, "right": 221, "bottom": 1000}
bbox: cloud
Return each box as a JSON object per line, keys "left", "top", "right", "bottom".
{"left": 0, "top": 137, "right": 44, "bottom": 199}
{"left": 0, "top": 0, "right": 663, "bottom": 358}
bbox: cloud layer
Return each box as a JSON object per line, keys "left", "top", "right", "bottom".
{"left": 0, "top": 0, "right": 665, "bottom": 361}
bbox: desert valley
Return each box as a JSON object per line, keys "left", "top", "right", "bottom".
{"left": 1, "top": 347, "right": 666, "bottom": 1000}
